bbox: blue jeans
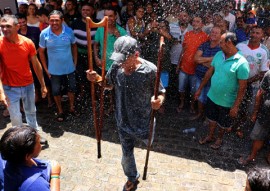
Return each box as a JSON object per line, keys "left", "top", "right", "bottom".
{"left": 118, "top": 121, "right": 155, "bottom": 183}
{"left": 3, "top": 84, "right": 38, "bottom": 129}
{"left": 195, "top": 76, "right": 210, "bottom": 104}
{"left": 178, "top": 70, "right": 196, "bottom": 94}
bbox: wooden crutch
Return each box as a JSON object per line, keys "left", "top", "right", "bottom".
{"left": 86, "top": 16, "right": 108, "bottom": 159}
{"left": 143, "top": 36, "right": 165, "bottom": 180}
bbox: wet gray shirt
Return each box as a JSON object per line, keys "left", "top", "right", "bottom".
{"left": 106, "top": 58, "right": 165, "bottom": 139}
{"left": 258, "top": 70, "right": 270, "bottom": 125}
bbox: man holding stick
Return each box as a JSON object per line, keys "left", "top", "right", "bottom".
{"left": 87, "top": 36, "right": 165, "bottom": 191}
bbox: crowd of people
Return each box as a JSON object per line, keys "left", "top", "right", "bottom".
{"left": 1, "top": 0, "right": 270, "bottom": 190}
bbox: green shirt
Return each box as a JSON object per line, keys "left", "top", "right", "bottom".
{"left": 207, "top": 51, "right": 250, "bottom": 107}
{"left": 94, "top": 25, "right": 127, "bottom": 71}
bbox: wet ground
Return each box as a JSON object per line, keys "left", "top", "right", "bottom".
{"left": 0, "top": 93, "right": 269, "bottom": 190}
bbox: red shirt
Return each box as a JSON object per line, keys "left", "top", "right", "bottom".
{"left": 0, "top": 35, "right": 36, "bottom": 86}
{"left": 180, "top": 31, "right": 208, "bottom": 75}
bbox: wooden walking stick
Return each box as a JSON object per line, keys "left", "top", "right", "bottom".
{"left": 86, "top": 16, "right": 108, "bottom": 158}
{"left": 143, "top": 36, "right": 164, "bottom": 180}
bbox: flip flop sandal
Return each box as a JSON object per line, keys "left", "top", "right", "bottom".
{"left": 176, "top": 106, "right": 183, "bottom": 113}
{"left": 238, "top": 156, "right": 255, "bottom": 165}
{"left": 199, "top": 136, "right": 216, "bottom": 145}
{"left": 210, "top": 139, "right": 223, "bottom": 150}
{"left": 56, "top": 113, "right": 65, "bottom": 122}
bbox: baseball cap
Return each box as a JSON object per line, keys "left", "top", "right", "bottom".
{"left": 110, "top": 36, "right": 138, "bottom": 63}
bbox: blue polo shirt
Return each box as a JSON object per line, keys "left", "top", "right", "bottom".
{"left": 39, "top": 24, "right": 76, "bottom": 75}
{"left": 207, "top": 51, "right": 249, "bottom": 107}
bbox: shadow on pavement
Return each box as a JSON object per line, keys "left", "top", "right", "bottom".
{"left": 1, "top": 94, "right": 269, "bottom": 174}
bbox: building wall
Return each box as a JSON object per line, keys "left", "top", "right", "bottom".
{"left": 0, "top": 0, "right": 17, "bottom": 15}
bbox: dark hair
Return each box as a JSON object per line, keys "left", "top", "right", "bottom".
{"left": 44, "top": 4, "right": 54, "bottom": 13}
{"left": 0, "top": 126, "right": 37, "bottom": 164}
{"left": 81, "top": 2, "right": 95, "bottom": 9}
{"left": 65, "top": 0, "right": 77, "bottom": 6}
{"left": 28, "top": 3, "right": 38, "bottom": 15}
{"left": 3, "top": 7, "right": 12, "bottom": 14}
{"left": 49, "top": 10, "right": 64, "bottom": 19}
{"left": 251, "top": 25, "right": 264, "bottom": 32}
{"left": 236, "top": 17, "right": 244, "bottom": 21}
{"left": 36, "top": 7, "right": 50, "bottom": 17}
{"left": 159, "top": 20, "right": 170, "bottom": 30}
{"left": 16, "top": 13, "right": 27, "bottom": 20}
{"left": 225, "top": 32, "right": 237, "bottom": 45}
{"left": 247, "top": 168, "right": 270, "bottom": 191}
{"left": 19, "top": 3, "right": 28, "bottom": 9}
{"left": 104, "top": 6, "right": 117, "bottom": 15}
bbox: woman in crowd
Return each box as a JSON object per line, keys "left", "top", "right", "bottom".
{"left": 0, "top": 126, "right": 61, "bottom": 191}
{"left": 27, "top": 3, "right": 40, "bottom": 27}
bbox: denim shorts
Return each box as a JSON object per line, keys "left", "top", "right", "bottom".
{"left": 178, "top": 70, "right": 196, "bottom": 94}
{"left": 205, "top": 97, "right": 232, "bottom": 128}
{"left": 51, "top": 72, "right": 76, "bottom": 96}
{"left": 250, "top": 120, "right": 270, "bottom": 141}
{"left": 195, "top": 76, "right": 210, "bottom": 104}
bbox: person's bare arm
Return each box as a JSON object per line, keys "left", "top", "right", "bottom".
{"left": 38, "top": 47, "right": 50, "bottom": 78}
{"left": 248, "top": 71, "right": 267, "bottom": 85}
{"left": 86, "top": 70, "right": 113, "bottom": 90}
{"left": 194, "top": 50, "right": 213, "bottom": 67}
{"left": 93, "top": 42, "right": 102, "bottom": 68}
{"left": 194, "top": 66, "right": 214, "bottom": 100}
{"left": 0, "top": 79, "right": 7, "bottom": 106}
{"left": 71, "top": 43, "right": 77, "bottom": 66}
{"left": 50, "top": 160, "right": 61, "bottom": 191}
{"left": 229, "top": 79, "right": 247, "bottom": 118}
{"left": 30, "top": 55, "right": 47, "bottom": 98}
{"left": 127, "top": 17, "right": 137, "bottom": 38}
{"left": 251, "top": 88, "right": 264, "bottom": 122}
{"left": 158, "top": 28, "right": 172, "bottom": 40}
{"left": 151, "top": 93, "right": 165, "bottom": 110}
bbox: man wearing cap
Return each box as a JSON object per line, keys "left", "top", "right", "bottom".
{"left": 87, "top": 36, "right": 165, "bottom": 191}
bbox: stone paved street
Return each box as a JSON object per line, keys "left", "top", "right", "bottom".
{"left": 0, "top": 97, "right": 269, "bottom": 191}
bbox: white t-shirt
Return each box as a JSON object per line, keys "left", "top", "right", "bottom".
{"left": 224, "top": 12, "right": 236, "bottom": 32}
{"left": 169, "top": 23, "right": 192, "bottom": 65}
{"left": 236, "top": 41, "right": 269, "bottom": 80}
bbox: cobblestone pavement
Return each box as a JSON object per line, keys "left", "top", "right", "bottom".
{"left": 0, "top": 96, "right": 269, "bottom": 191}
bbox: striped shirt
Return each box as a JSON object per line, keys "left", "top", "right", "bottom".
{"left": 195, "top": 41, "right": 221, "bottom": 79}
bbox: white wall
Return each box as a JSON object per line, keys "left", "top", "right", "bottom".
{"left": 0, "top": 0, "right": 18, "bottom": 15}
